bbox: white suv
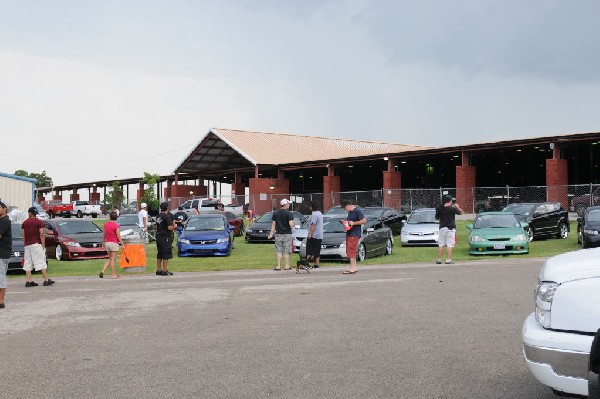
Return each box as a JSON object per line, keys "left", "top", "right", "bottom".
{"left": 522, "top": 248, "right": 600, "bottom": 397}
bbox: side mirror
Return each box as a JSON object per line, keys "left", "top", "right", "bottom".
{"left": 366, "top": 227, "right": 375, "bottom": 233}
{"left": 466, "top": 224, "right": 473, "bottom": 230}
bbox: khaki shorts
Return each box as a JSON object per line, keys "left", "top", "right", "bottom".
{"left": 274, "top": 234, "right": 293, "bottom": 255}
{"left": 105, "top": 242, "right": 120, "bottom": 252}
{"left": 0, "top": 258, "right": 8, "bottom": 288}
{"left": 23, "top": 243, "right": 47, "bottom": 271}
{"left": 438, "top": 227, "right": 456, "bottom": 248}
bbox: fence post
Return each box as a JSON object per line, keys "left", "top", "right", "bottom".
{"left": 506, "top": 185, "right": 510, "bottom": 205}
{"left": 591, "top": 183, "right": 594, "bottom": 206}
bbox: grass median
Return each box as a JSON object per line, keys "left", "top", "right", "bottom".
{"left": 10, "top": 219, "right": 582, "bottom": 278}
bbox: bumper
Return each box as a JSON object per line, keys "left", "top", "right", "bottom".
{"left": 522, "top": 313, "right": 592, "bottom": 397}
{"left": 400, "top": 233, "right": 439, "bottom": 246}
{"left": 178, "top": 243, "right": 230, "bottom": 256}
{"left": 583, "top": 232, "right": 600, "bottom": 247}
{"left": 245, "top": 233, "right": 273, "bottom": 243}
{"left": 469, "top": 241, "right": 528, "bottom": 255}
{"left": 63, "top": 246, "right": 108, "bottom": 260}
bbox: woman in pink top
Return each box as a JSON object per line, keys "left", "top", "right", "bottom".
{"left": 100, "top": 211, "right": 124, "bottom": 279}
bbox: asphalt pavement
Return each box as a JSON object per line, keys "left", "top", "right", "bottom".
{"left": 0, "top": 259, "right": 558, "bottom": 399}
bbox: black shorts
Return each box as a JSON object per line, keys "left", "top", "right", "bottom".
{"left": 156, "top": 235, "right": 173, "bottom": 259}
{"left": 306, "top": 238, "right": 322, "bottom": 259}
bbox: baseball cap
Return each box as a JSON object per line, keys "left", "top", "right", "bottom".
{"left": 140, "top": 203, "right": 147, "bottom": 208}
{"left": 0, "top": 198, "right": 8, "bottom": 209}
{"left": 160, "top": 202, "right": 169, "bottom": 211}
{"left": 442, "top": 194, "right": 453, "bottom": 202}
{"left": 280, "top": 198, "right": 290, "bottom": 206}
{"left": 28, "top": 206, "right": 39, "bottom": 215}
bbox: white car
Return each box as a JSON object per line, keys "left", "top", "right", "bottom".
{"left": 522, "top": 248, "right": 600, "bottom": 397}
{"left": 400, "top": 208, "right": 439, "bottom": 246}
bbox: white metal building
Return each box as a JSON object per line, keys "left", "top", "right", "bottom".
{"left": 0, "top": 172, "right": 37, "bottom": 211}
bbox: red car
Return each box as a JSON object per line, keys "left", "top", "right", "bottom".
{"left": 44, "top": 219, "right": 108, "bottom": 261}
{"left": 203, "top": 211, "right": 244, "bottom": 237}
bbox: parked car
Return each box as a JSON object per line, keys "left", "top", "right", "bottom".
{"left": 522, "top": 248, "right": 600, "bottom": 398}
{"left": 245, "top": 212, "right": 304, "bottom": 243}
{"left": 502, "top": 202, "right": 569, "bottom": 242}
{"left": 39, "top": 200, "right": 73, "bottom": 218}
{"left": 292, "top": 219, "right": 312, "bottom": 253}
{"left": 466, "top": 212, "right": 529, "bottom": 255}
{"left": 572, "top": 187, "right": 600, "bottom": 216}
{"left": 116, "top": 214, "right": 142, "bottom": 240}
{"left": 299, "top": 216, "right": 393, "bottom": 262}
{"left": 172, "top": 198, "right": 220, "bottom": 216}
{"left": 324, "top": 205, "right": 363, "bottom": 216}
{"left": 44, "top": 219, "right": 108, "bottom": 261}
{"left": 121, "top": 201, "right": 138, "bottom": 215}
{"left": 362, "top": 206, "right": 406, "bottom": 235}
{"left": 202, "top": 210, "right": 244, "bottom": 237}
{"left": 9, "top": 222, "right": 24, "bottom": 271}
{"left": 400, "top": 208, "right": 439, "bottom": 246}
{"left": 33, "top": 204, "right": 49, "bottom": 221}
{"left": 475, "top": 195, "right": 521, "bottom": 213}
{"left": 177, "top": 214, "right": 234, "bottom": 257}
{"left": 71, "top": 200, "right": 101, "bottom": 218}
{"left": 577, "top": 205, "right": 600, "bottom": 248}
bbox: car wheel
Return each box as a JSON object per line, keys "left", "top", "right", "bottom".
{"left": 557, "top": 222, "right": 568, "bottom": 239}
{"left": 77, "top": 210, "right": 83, "bottom": 218}
{"left": 357, "top": 243, "right": 366, "bottom": 262}
{"left": 91, "top": 213, "right": 97, "bottom": 218}
{"left": 385, "top": 238, "right": 393, "bottom": 255}
{"left": 55, "top": 246, "right": 63, "bottom": 261}
{"left": 525, "top": 227, "right": 534, "bottom": 242}
{"left": 583, "top": 236, "right": 589, "bottom": 249}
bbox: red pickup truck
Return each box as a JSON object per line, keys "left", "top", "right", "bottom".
{"left": 39, "top": 200, "right": 73, "bottom": 218}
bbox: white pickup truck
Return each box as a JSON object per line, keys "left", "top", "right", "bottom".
{"left": 71, "top": 200, "right": 101, "bottom": 218}
{"left": 171, "top": 198, "right": 219, "bottom": 216}
{"left": 522, "top": 248, "right": 600, "bottom": 397}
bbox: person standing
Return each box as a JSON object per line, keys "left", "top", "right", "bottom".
{"left": 0, "top": 199, "right": 11, "bottom": 309}
{"left": 155, "top": 202, "right": 177, "bottom": 276}
{"left": 21, "top": 207, "right": 54, "bottom": 287}
{"left": 268, "top": 199, "right": 295, "bottom": 271}
{"left": 435, "top": 195, "right": 463, "bottom": 265}
{"left": 173, "top": 206, "right": 188, "bottom": 238}
{"left": 138, "top": 202, "right": 148, "bottom": 241}
{"left": 99, "top": 211, "right": 124, "bottom": 279}
{"left": 306, "top": 201, "right": 324, "bottom": 269}
{"left": 341, "top": 200, "right": 366, "bottom": 274}
{"left": 215, "top": 199, "right": 225, "bottom": 211}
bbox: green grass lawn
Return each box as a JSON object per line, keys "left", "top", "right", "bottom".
{"left": 9, "top": 219, "right": 582, "bottom": 278}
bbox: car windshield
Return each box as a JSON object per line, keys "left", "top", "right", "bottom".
{"left": 117, "top": 215, "right": 139, "bottom": 226}
{"left": 256, "top": 212, "right": 274, "bottom": 223}
{"left": 11, "top": 223, "right": 22, "bottom": 239}
{"left": 323, "top": 219, "right": 346, "bottom": 233}
{"left": 407, "top": 210, "right": 437, "bottom": 224}
{"left": 474, "top": 214, "right": 521, "bottom": 229}
{"left": 325, "top": 207, "right": 347, "bottom": 215}
{"left": 588, "top": 209, "right": 600, "bottom": 222}
{"left": 503, "top": 204, "right": 534, "bottom": 215}
{"left": 185, "top": 217, "right": 225, "bottom": 231}
{"left": 362, "top": 208, "right": 385, "bottom": 217}
{"left": 57, "top": 221, "right": 102, "bottom": 234}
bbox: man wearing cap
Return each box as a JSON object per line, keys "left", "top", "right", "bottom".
{"left": 22, "top": 207, "right": 54, "bottom": 287}
{"left": 341, "top": 199, "right": 366, "bottom": 274}
{"left": 138, "top": 202, "right": 148, "bottom": 242}
{"left": 435, "top": 194, "right": 463, "bottom": 265}
{"left": 173, "top": 205, "right": 188, "bottom": 238}
{"left": 0, "top": 199, "right": 11, "bottom": 309}
{"left": 268, "top": 199, "right": 295, "bottom": 270}
{"left": 155, "top": 202, "right": 177, "bottom": 276}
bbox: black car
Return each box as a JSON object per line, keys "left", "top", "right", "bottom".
{"left": 577, "top": 206, "right": 600, "bottom": 248}
{"left": 362, "top": 207, "right": 406, "bottom": 235}
{"left": 502, "top": 202, "right": 569, "bottom": 242}
{"left": 9, "top": 222, "right": 24, "bottom": 271}
{"left": 245, "top": 211, "right": 304, "bottom": 243}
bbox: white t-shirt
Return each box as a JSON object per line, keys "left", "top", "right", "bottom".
{"left": 138, "top": 209, "right": 148, "bottom": 227}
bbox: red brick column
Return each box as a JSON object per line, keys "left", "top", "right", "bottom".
{"left": 52, "top": 190, "right": 62, "bottom": 201}
{"left": 249, "top": 178, "right": 289, "bottom": 216}
{"left": 546, "top": 158, "right": 568, "bottom": 209}
{"left": 383, "top": 171, "right": 401, "bottom": 209}
{"left": 456, "top": 166, "right": 476, "bottom": 213}
{"left": 70, "top": 191, "right": 80, "bottom": 202}
{"left": 323, "top": 175, "right": 341, "bottom": 212}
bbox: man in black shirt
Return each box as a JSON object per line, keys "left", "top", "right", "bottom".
{"left": 268, "top": 199, "right": 295, "bottom": 270}
{"left": 173, "top": 206, "right": 188, "bottom": 238}
{"left": 435, "top": 195, "right": 463, "bottom": 265}
{"left": 0, "top": 199, "right": 12, "bottom": 309}
{"left": 155, "top": 202, "right": 177, "bottom": 276}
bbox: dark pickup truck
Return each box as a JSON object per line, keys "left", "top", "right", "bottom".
{"left": 571, "top": 187, "right": 600, "bottom": 216}
{"left": 502, "top": 202, "right": 569, "bottom": 241}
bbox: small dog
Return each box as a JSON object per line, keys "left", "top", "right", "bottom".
{"left": 296, "top": 258, "right": 311, "bottom": 274}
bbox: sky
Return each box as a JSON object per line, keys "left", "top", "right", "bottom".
{"left": 2, "top": 0, "right": 600, "bottom": 187}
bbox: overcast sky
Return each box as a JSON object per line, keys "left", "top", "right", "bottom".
{"left": 2, "top": 0, "right": 600, "bottom": 186}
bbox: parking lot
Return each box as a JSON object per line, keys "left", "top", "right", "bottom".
{"left": 0, "top": 259, "right": 558, "bottom": 398}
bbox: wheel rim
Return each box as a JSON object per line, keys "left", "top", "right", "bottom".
{"left": 560, "top": 224, "right": 568, "bottom": 239}
{"left": 386, "top": 239, "right": 393, "bottom": 255}
{"left": 56, "top": 246, "right": 63, "bottom": 260}
{"left": 358, "top": 244, "right": 366, "bottom": 261}
{"left": 526, "top": 228, "right": 534, "bottom": 242}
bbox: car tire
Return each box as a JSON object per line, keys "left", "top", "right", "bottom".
{"left": 525, "top": 227, "right": 534, "bottom": 242}
{"left": 357, "top": 243, "right": 366, "bottom": 262}
{"left": 91, "top": 213, "right": 97, "bottom": 218}
{"left": 556, "top": 222, "right": 568, "bottom": 239}
{"left": 55, "top": 246, "right": 63, "bottom": 261}
{"left": 77, "top": 210, "right": 83, "bottom": 218}
{"left": 385, "top": 238, "right": 393, "bottom": 255}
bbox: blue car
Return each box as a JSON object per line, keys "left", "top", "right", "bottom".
{"left": 177, "top": 214, "right": 235, "bottom": 257}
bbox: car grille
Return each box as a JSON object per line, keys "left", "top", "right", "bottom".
{"left": 190, "top": 239, "right": 218, "bottom": 245}
{"left": 189, "top": 249, "right": 219, "bottom": 254}
{"left": 80, "top": 242, "right": 104, "bottom": 248}
{"left": 407, "top": 239, "right": 437, "bottom": 244}
{"left": 484, "top": 246, "right": 515, "bottom": 251}
{"left": 487, "top": 238, "right": 511, "bottom": 242}
{"left": 408, "top": 232, "right": 435, "bottom": 236}
{"left": 322, "top": 244, "right": 341, "bottom": 249}
{"left": 75, "top": 251, "right": 108, "bottom": 257}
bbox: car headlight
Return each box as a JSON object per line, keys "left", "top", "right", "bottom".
{"left": 300, "top": 242, "right": 306, "bottom": 248}
{"left": 339, "top": 242, "right": 346, "bottom": 248}
{"left": 470, "top": 235, "right": 485, "bottom": 242}
{"left": 216, "top": 237, "right": 229, "bottom": 243}
{"left": 512, "top": 234, "right": 527, "bottom": 241}
{"left": 64, "top": 241, "right": 81, "bottom": 247}
{"left": 246, "top": 229, "right": 253, "bottom": 233}
{"left": 178, "top": 239, "right": 190, "bottom": 244}
{"left": 534, "top": 281, "right": 559, "bottom": 328}
{"left": 401, "top": 231, "right": 408, "bottom": 236}
{"left": 584, "top": 229, "right": 599, "bottom": 235}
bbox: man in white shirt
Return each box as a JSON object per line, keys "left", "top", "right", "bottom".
{"left": 138, "top": 202, "right": 148, "bottom": 240}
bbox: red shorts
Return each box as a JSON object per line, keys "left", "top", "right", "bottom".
{"left": 346, "top": 236, "right": 360, "bottom": 259}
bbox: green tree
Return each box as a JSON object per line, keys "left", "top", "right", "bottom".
{"left": 13, "top": 169, "right": 53, "bottom": 187}
{"left": 140, "top": 172, "right": 160, "bottom": 213}
{"left": 102, "top": 181, "right": 125, "bottom": 210}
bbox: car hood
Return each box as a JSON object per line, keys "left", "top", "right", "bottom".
{"left": 540, "top": 247, "right": 600, "bottom": 284}
{"left": 322, "top": 232, "right": 348, "bottom": 245}
{"left": 248, "top": 222, "right": 271, "bottom": 231}
{"left": 402, "top": 223, "right": 439, "bottom": 234}
{"left": 62, "top": 233, "right": 104, "bottom": 243}
{"left": 585, "top": 220, "right": 600, "bottom": 230}
{"left": 12, "top": 238, "right": 24, "bottom": 252}
{"left": 470, "top": 227, "right": 524, "bottom": 239}
{"left": 293, "top": 228, "right": 309, "bottom": 239}
{"left": 181, "top": 230, "right": 228, "bottom": 240}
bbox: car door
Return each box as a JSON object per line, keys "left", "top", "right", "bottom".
{"left": 544, "top": 203, "right": 562, "bottom": 234}
{"left": 382, "top": 209, "right": 401, "bottom": 235}
{"left": 44, "top": 223, "right": 59, "bottom": 258}
{"left": 362, "top": 220, "right": 384, "bottom": 256}
{"left": 531, "top": 204, "right": 550, "bottom": 235}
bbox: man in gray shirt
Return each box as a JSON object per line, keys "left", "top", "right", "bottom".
{"left": 306, "top": 201, "right": 324, "bottom": 268}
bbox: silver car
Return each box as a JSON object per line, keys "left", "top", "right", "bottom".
{"left": 400, "top": 208, "right": 439, "bottom": 246}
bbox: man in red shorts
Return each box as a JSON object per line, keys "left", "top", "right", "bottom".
{"left": 341, "top": 200, "right": 366, "bottom": 274}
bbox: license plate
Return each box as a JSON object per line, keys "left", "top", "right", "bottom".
{"left": 493, "top": 243, "right": 505, "bottom": 249}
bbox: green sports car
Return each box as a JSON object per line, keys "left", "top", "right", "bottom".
{"left": 467, "top": 212, "right": 529, "bottom": 255}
